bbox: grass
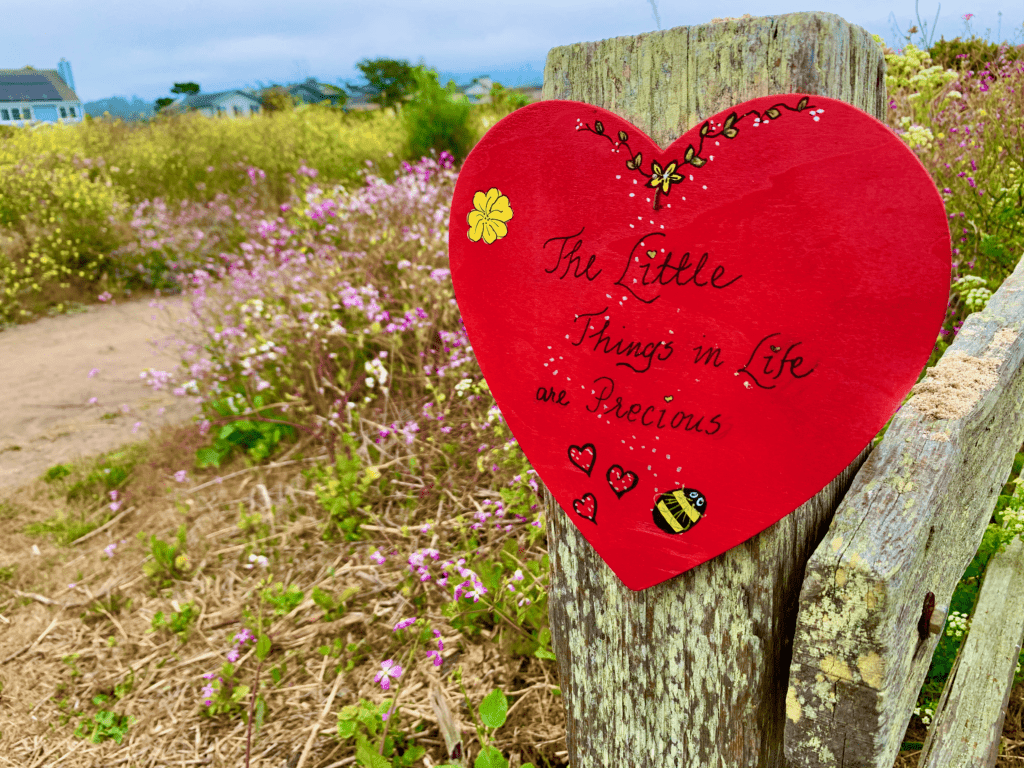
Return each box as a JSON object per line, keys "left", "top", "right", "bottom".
{"left": 0, "top": 37, "right": 1022, "bottom": 767}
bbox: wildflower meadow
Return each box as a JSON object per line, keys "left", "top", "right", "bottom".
{"left": 0, "top": 33, "right": 1022, "bottom": 767}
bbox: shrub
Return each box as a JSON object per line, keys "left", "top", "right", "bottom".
{"left": 402, "top": 66, "right": 474, "bottom": 164}
{"left": 929, "top": 37, "right": 1024, "bottom": 74}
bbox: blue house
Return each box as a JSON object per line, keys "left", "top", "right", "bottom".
{"left": 0, "top": 59, "right": 84, "bottom": 126}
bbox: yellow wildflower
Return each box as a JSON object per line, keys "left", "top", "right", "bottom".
{"left": 648, "top": 161, "right": 684, "bottom": 194}
{"left": 467, "top": 188, "right": 513, "bottom": 244}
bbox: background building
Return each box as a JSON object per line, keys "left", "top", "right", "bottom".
{"left": 163, "top": 90, "right": 262, "bottom": 118}
{"left": 0, "top": 59, "right": 84, "bottom": 126}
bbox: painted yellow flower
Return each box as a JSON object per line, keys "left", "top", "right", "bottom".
{"left": 467, "top": 188, "right": 513, "bottom": 244}
{"left": 648, "top": 161, "right": 684, "bottom": 194}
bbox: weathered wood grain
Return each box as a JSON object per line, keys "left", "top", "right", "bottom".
{"left": 542, "top": 12, "right": 885, "bottom": 148}
{"left": 917, "top": 537, "right": 1024, "bottom": 768}
{"left": 541, "top": 12, "right": 884, "bottom": 767}
{"left": 785, "top": 254, "right": 1024, "bottom": 768}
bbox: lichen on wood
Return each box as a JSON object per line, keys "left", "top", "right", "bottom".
{"left": 786, "top": 251, "right": 1024, "bottom": 768}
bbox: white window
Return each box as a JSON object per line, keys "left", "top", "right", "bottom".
{"left": 69, "top": 106, "right": 75, "bottom": 117}
{"left": 22, "top": 107, "right": 31, "bottom": 119}
{"left": 60, "top": 106, "right": 67, "bottom": 118}
{"left": 1, "top": 109, "right": 8, "bottom": 120}
{"left": 11, "top": 108, "right": 20, "bottom": 119}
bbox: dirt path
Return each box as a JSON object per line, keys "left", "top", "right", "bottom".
{"left": 0, "top": 294, "right": 202, "bottom": 493}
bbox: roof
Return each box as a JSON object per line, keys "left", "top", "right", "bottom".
{"left": 0, "top": 67, "right": 79, "bottom": 103}
{"left": 176, "top": 90, "right": 262, "bottom": 109}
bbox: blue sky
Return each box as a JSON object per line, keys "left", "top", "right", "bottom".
{"left": 7, "top": 0, "right": 1024, "bottom": 103}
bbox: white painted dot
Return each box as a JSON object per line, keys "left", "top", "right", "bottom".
{"left": 666, "top": 454, "right": 671, "bottom": 459}
{"left": 676, "top": 467, "right": 681, "bottom": 472}
{"left": 702, "top": 185, "right": 707, "bottom": 190}
{"left": 616, "top": 175, "right": 622, "bottom": 179}
{"left": 660, "top": 225, "right": 664, "bottom": 229}
{"left": 689, "top": 175, "right": 693, "bottom": 181}
{"left": 715, "top": 141, "right": 720, "bottom": 146}
{"left": 543, "top": 363, "right": 548, "bottom": 367}
{"left": 630, "top": 224, "right": 634, "bottom": 228}
{"left": 647, "top": 465, "right": 652, "bottom": 470}
{"left": 553, "top": 370, "right": 558, "bottom": 375}
{"left": 710, "top": 156, "right": 714, "bottom": 161}
{"left": 633, "top": 179, "right": 637, "bottom": 184}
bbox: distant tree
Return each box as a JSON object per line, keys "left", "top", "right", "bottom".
{"left": 155, "top": 82, "right": 200, "bottom": 113}
{"left": 259, "top": 85, "right": 303, "bottom": 113}
{"left": 347, "top": 59, "right": 416, "bottom": 110}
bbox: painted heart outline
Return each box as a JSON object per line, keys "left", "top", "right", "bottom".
{"left": 449, "top": 95, "right": 950, "bottom": 590}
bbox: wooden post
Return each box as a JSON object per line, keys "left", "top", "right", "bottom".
{"left": 918, "top": 538, "right": 1024, "bottom": 767}
{"left": 541, "top": 13, "right": 884, "bottom": 767}
{"left": 786, "top": 251, "right": 1024, "bottom": 767}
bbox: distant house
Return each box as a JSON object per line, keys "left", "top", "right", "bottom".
{"left": 164, "top": 90, "right": 262, "bottom": 118}
{"left": 288, "top": 78, "right": 346, "bottom": 107}
{"left": 0, "top": 59, "right": 84, "bottom": 126}
{"left": 462, "top": 77, "right": 494, "bottom": 104}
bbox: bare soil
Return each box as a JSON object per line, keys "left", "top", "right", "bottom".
{"left": 0, "top": 293, "right": 200, "bottom": 494}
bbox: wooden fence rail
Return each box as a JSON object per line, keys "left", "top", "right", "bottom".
{"left": 540, "top": 11, "right": 1024, "bottom": 768}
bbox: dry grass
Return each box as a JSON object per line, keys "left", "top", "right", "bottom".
{"left": 0, "top": 422, "right": 566, "bottom": 768}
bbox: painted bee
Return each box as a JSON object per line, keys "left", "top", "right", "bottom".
{"left": 653, "top": 487, "right": 707, "bottom": 534}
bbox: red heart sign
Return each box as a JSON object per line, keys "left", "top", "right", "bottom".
{"left": 448, "top": 95, "right": 950, "bottom": 590}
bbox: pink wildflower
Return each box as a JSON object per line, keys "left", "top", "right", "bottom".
{"left": 374, "top": 659, "right": 403, "bottom": 691}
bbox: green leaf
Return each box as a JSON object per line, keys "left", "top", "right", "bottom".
{"left": 403, "top": 745, "right": 426, "bottom": 763}
{"left": 256, "top": 634, "right": 271, "bottom": 660}
{"left": 337, "top": 719, "right": 357, "bottom": 739}
{"left": 534, "top": 647, "right": 556, "bottom": 660}
{"left": 254, "top": 696, "right": 266, "bottom": 733}
{"left": 474, "top": 745, "right": 508, "bottom": 768}
{"left": 479, "top": 688, "right": 508, "bottom": 729}
{"left": 195, "top": 447, "right": 222, "bottom": 469}
{"left": 355, "top": 733, "right": 393, "bottom": 768}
